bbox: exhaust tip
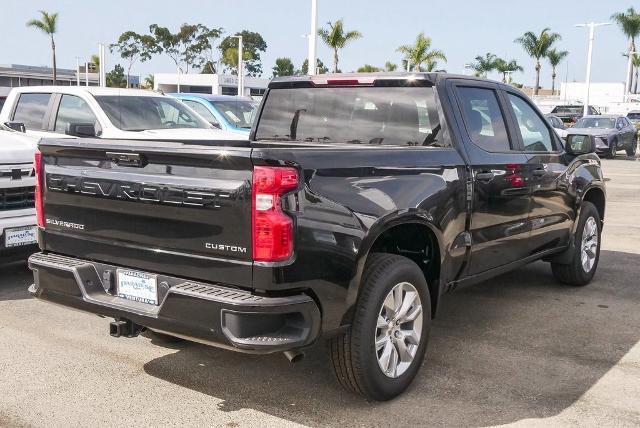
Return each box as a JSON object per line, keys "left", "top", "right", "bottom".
{"left": 284, "top": 350, "right": 305, "bottom": 363}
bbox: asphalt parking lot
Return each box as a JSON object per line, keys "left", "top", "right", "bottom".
{"left": 0, "top": 156, "right": 639, "bottom": 427}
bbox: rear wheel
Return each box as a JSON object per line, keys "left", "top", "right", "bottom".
{"left": 329, "top": 253, "right": 431, "bottom": 401}
{"left": 626, "top": 138, "right": 638, "bottom": 157}
{"left": 551, "top": 202, "right": 601, "bottom": 286}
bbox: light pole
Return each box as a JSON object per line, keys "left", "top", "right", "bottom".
{"left": 98, "top": 43, "right": 106, "bottom": 87}
{"left": 576, "top": 22, "right": 610, "bottom": 116}
{"left": 75, "top": 57, "right": 80, "bottom": 86}
{"left": 308, "top": 0, "right": 318, "bottom": 75}
{"left": 233, "top": 35, "right": 244, "bottom": 96}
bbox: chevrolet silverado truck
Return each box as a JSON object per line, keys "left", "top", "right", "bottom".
{"left": 0, "top": 128, "right": 37, "bottom": 258}
{"left": 28, "top": 73, "right": 605, "bottom": 401}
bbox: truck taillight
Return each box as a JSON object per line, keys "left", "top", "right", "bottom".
{"left": 252, "top": 166, "right": 298, "bottom": 262}
{"left": 34, "top": 151, "right": 44, "bottom": 228}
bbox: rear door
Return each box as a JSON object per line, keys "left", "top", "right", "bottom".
{"left": 450, "top": 81, "right": 533, "bottom": 275}
{"left": 40, "top": 139, "right": 254, "bottom": 287}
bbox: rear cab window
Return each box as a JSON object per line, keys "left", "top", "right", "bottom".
{"left": 12, "top": 93, "right": 52, "bottom": 130}
{"left": 255, "top": 85, "right": 445, "bottom": 147}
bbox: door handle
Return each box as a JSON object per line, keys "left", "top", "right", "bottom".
{"left": 532, "top": 168, "right": 547, "bottom": 177}
{"left": 475, "top": 171, "right": 495, "bottom": 181}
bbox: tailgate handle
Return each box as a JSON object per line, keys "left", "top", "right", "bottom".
{"left": 106, "top": 152, "right": 147, "bottom": 168}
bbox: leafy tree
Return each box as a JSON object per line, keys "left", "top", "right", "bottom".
{"left": 26, "top": 10, "right": 59, "bottom": 81}
{"left": 272, "top": 57, "right": 295, "bottom": 77}
{"left": 396, "top": 33, "right": 446, "bottom": 72}
{"left": 515, "top": 28, "right": 561, "bottom": 95}
{"left": 612, "top": 7, "right": 640, "bottom": 92}
{"left": 546, "top": 49, "right": 568, "bottom": 93}
{"left": 111, "top": 31, "right": 156, "bottom": 88}
{"left": 106, "top": 64, "right": 127, "bottom": 88}
{"left": 471, "top": 53, "right": 498, "bottom": 78}
{"left": 318, "top": 19, "right": 362, "bottom": 73}
{"left": 221, "top": 47, "right": 252, "bottom": 74}
{"left": 494, "top": 58, "right": 523, "bottom": 83}
{"left": 384, "top": 61, "right": 398, "bottom": 72}
{"left": 219, "top": 31, "right": 267, "bottom": 76}
{"left": 149, "top": 24, "right": 221, "bottom": 73}
{"left": 357, "top": 64, "right": 381, "bottom": 73}
{"left": 299, "top": 58, "right": 328, "bottom": 75}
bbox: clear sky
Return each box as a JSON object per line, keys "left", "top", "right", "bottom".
{"left": 0, "top": 0, "right": 636, "bottom": 88}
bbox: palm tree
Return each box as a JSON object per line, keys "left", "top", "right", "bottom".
{"left": 143, "top": 74, "right": 154, "bottom": 90}
{"left": 546, "top": 49, "right": 568, "bottom": 94}
{"left": 515, "top": 28, "right": 561, "bottom": 95}
{"left": 396, "top": 33, "right": 446, "bottom": 72}
{"left": 26, "top": 10, "right": 59, "bottom": 82}
{"left": 632, "top": 54, "right": 640, "bottom": 93}
{"left": 471, "top": 53, "right": 498, "bottom": 78}
{"left": 318, "top": 19, "right": 362, "bottom": 73}
{"left": 612, "top": 7, "right": 640, "bottom": 93}
{"left": 494, "top": 58, "right": 523, "bottom": 83}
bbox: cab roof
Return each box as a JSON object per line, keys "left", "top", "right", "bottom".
{"left": 9, "top": 86, "right": 163, "bottom": 97}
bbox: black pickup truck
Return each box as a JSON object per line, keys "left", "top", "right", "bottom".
{"left": 29, "top": 73, "right": 605, "bottom": 401}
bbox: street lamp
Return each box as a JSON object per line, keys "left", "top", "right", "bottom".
{"left": 575, "top": 22, "right": 611, "bottom": 116}
{"left": 308, "top": 0, "right": 318, "bottom": 75}
{"left": 233, "top": 35, "right": 244, "bottom": 96}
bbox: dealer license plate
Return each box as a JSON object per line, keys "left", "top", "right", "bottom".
{"left": 117, "top": 270, "right": 158, "bottom": 305}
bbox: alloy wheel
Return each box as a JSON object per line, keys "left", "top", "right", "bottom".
{"left": 581, "top": 216, "right": 599, "bottom": 273}
{"left": 375, "top": 282, "right": 423, "bottom": 378}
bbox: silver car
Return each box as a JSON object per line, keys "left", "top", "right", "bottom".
{"left": 567, "top": 115, "right": 637, "bottom": 158}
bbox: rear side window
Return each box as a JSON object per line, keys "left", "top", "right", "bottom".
{"left": 456, "top": 86, "right": 511, "bottom": 152}
{"left": 55, "top": 95, "right": 98, "bottom": 134}
{"left": 255, "top": 86, "right": 445, "bottom": 147}
{"left": 12, "top": 93, "right": 51, "bottom": 130}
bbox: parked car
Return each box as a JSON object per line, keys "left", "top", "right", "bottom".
{"left": 550, "top": 105, "right": 599, "bottom": 125}
{"left": 0, "top": 87, "right": 246, "bottom": 142}
{"left": 567, "top": 115, "right": 637, "bottom": 158}
{"left": 545, "top": 114, "right": 568, "bottom": 139}
{"left": 29, "top": 73, "right": 605, "bottom": 401}
{"left": 0, "top": 128, "right": 37, "bottom": 258}
{"left": 170, "top": 94, "right": 258, "bottom": 137}
{"left": 626, "top": 110, "right": 640, "bottom": 126}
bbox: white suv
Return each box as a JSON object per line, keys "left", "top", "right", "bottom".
{"left": 0, "top": 129, "right": 37, "bottom": 256}
{"left": 0, "top": 86, "right": 246, "bottom": 141}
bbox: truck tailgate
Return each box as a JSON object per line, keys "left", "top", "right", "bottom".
{"left": 39, "top": 139, "right": 253, "bottom": 288}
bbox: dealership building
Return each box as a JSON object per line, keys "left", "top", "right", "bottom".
{"left": 154, "top": 73, "right": 269, "bottom": 98}
{"left": 0, "top": 64, "right": 140, "bottom": 97}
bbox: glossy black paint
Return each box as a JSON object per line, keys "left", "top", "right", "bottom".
{"left": 32, "top": 73, "right": 606, "bottom": 348}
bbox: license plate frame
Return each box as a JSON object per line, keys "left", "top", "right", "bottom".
{"left": 4, "top": 226, "right": 37, "bottom": 248}
{"left": 116, "top": 269, "right": 158, "bottom": 306}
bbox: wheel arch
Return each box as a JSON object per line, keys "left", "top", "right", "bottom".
{"left": 342, "top": 212, "right": 445, "bottom": 326}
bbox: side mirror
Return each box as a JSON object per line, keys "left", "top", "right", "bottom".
{"left": 66, "top": 122, "right": 97, "bottom": 138}
{"left": 4, "top": 121, "right": 26, "bottom": 133}
{"left": 566, "top": 134, "right": 596, "bottom": 155}
{"left": 210, "top": 121, "right": 222, "bottom": 129}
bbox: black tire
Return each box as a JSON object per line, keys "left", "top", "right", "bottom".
{"left": 626, "top": 139, "right": 637, "bottom": 157}
{"left": 329, "top": 253, "right": 431, "bottom": 401}
{"left": 551, "top": 202, "right": 601, "bottom": 286}
{"left": 606, "top": 140, "right": 617, "bottom": 159}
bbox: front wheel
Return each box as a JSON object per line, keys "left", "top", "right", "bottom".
{"left": 551, "top": 201, "right": 601, "bottom": 286}
{"left": 329, "top": 253, "right": 431, "bottom": 401}
{"left": 607, "top": 140, "right": 617, "bottom": 159}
